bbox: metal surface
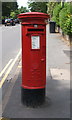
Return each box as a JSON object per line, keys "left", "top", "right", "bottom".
{"left": 18, "top": 12, "right": 49, "bottom": 89}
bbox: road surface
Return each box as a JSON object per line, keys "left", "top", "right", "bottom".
{"left": 0, "top": 25, "right": 21, "bottom": 116}
{"left": 1, "top": 24, "right": 21, "bottom": 72}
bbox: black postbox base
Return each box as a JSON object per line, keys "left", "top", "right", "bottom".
{"left": 21, "top": 87, "right": 45, "bottom": 107}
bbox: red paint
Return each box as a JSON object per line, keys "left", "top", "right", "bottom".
{"left": 18, "top": 12, "right": 49, "bottom": 89}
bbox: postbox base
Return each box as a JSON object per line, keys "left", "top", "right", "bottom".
{"left": 21, "top": 87, "right": 45, "bottom": 107}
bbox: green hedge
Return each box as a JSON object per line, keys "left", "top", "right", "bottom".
{"left": 52, "top": 3, "right": 62, "bottom": 26}
{"left": 59, "top": 3, "right": 72, "bottom": 35}
{"left": 52, "top": 3, "right": 72, "bottom": 35}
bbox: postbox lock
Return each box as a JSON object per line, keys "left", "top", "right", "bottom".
{"left": 34, "top": 24, "right": 38, "bottom": 28}
{"left": 41, "top": 59, "right": 45, "bottom": 62}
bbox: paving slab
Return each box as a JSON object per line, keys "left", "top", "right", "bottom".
{"left": 50, "top": 68, "right": 70, "bottom": 81}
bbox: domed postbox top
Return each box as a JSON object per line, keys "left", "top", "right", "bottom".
{"left": 18, "top": 12, "right": 50, "bottom": 19}
{"left": 18, "top": 12, "right": 50, "bottom": 25}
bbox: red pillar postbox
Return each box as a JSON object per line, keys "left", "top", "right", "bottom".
{"left": 18, "top": 12, "right": 50, "bottom": 107}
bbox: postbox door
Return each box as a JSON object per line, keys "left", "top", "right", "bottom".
{"left": 30, "top": 34, "right": 46, "bottom": 88}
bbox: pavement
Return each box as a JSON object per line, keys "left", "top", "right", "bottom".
{"left": 2, "top": 24, "right": 71, "bottom": 119}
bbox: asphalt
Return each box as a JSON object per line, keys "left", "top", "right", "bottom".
{"left": 2, "top": 24, "right": 71, "bottom": 119}
{"left": 1, "top": 24, "right": 21, "bottom": 71}
{"left": 0, "top": 25, "right": 2, "bottom": 72}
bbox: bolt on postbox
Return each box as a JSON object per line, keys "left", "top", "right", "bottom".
{"left": 18, "top": 12, "right": 50, "bottom": 107}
